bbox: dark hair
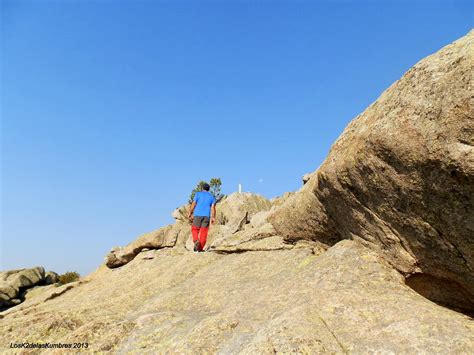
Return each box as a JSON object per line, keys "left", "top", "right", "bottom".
{"left": 202, "top": 183, "right": 210, "bottom": 191}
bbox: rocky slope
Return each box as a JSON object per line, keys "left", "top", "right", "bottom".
{"left": 2, "top": 240, "right": 472, "bottom": 353}
{"left": 0, "top": 31, "right": 472, "bottom": 353}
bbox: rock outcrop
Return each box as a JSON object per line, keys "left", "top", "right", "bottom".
{"left": 269, "top": 30, "right": 474, "bottom": 314}
{"left": 0, "top": 267, "right": 59, "bottom": 310}
{"left": 105, "top": 225, "right": 177, "bottom": 268}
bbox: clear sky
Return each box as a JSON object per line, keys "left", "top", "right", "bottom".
{"left": 1, "top": 0, "right": 472, "bottom": 276}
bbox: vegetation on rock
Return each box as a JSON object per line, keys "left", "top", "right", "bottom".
{"left": 58, "top": 271, "right": 80, "bottom": 285}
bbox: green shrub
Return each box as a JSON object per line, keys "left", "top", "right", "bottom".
{"left": 58, "top": 271, "right": 80, "bottom": 285}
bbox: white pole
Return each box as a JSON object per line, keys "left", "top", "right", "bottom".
{"left": 238, "top": 184, "right": 242, "bottom": 193}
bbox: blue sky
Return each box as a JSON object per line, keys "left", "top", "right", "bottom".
{"left": 1, "top": 0, "right": 472, "bottom": 275}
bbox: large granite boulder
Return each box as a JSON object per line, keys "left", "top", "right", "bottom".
{"left": 269, "top": 31, "right": 474, "bottom": 314}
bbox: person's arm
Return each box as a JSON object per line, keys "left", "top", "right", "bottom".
{"left": 188, "top": 201, "right": 197, "bottom": 221}
{"left": 211, "top": 204, "right": 216, "bottom": 224}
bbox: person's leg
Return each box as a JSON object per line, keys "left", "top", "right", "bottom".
{"left": 199, "top": 227, "right": 208, "bottom": 250}
{"left": 191, "top": 217, "right": 202, "bottom": 251}
{"left": 198, "top": 217, "right": 210, "bottom": 251}
{"left": 192, "top": 225, "right": 200, "bottom": 242}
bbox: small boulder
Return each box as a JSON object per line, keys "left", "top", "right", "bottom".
{"left": 172, "top": 205, "right": 190, "bottom": 222}
{"left": 302, "top": 173, "right": 312, "bottom": 185}
{"left": 44, "top": 271, "right": 59, "bottom": 285}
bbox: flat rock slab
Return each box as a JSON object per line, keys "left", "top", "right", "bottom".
{"left": 1, "top": 241, "right": 471, "bottom": 353}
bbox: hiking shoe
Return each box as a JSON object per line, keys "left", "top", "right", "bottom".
{"left": 193, "top": 240, "right": 200, "bottom": 252}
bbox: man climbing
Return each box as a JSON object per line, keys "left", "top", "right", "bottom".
{"left": 188, "top": 183, "right": 216, "bottom": 252}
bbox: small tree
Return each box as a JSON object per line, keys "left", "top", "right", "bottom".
{"left": 188, "top": 178, "right": 225, "bottom": 204}
{"left": 209, "top": 177, "right": 224, "bottom": 202}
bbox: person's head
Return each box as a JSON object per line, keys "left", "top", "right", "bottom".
{"left": 202, "top": 183, "right": 210, "bottom": 191}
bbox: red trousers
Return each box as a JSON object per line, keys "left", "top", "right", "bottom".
{"left": 191, "top": 226, "right": 209, "bottom": 251}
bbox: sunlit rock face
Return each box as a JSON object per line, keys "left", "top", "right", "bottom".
{"left": 269, "top": 31, "right": 474, "bottom": 314}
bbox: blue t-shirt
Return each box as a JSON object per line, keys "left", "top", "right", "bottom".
{"left": 193, "top": 191, "right": 216, "bottom": 217}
